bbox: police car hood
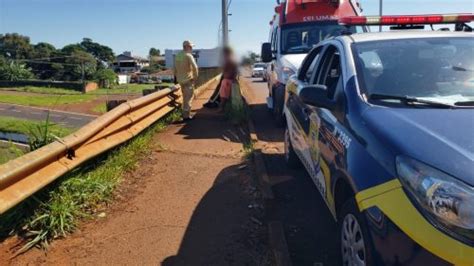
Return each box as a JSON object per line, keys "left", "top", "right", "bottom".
{"left": 280, "top": 54, "right": 306, "bottom": 71}
{"left": 362, "top": 107, "right": 474, "bottom": 186}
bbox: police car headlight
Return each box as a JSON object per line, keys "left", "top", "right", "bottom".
{"left": 396, "top": 156, "right": 474, "bottom": 243}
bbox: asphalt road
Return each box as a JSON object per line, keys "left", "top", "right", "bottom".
{"left": 0, "top": 103, "right": 97, "bottom": 129}
{"left": 242, "top": 74, "right": 340, "bottom": 265}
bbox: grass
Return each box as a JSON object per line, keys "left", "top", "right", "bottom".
{"left": 0, "top": 86, "right": 82, "bottom": 95}
{"left": 92, "top": 83, "right": 174, "bottom": 95}
{"left": 0, "top": 116, "right": 74, "bottom": 137}
{"left": 0, "top": 110, "right": 182, "bottom": 253}
{"left": 0, "top": 144, "right": 25, "bottom": 165}
{"left": 242, "top": 140, "right": 256, "bottom": 160}
{"left": 0, "top": 93, "right": 97, "bottom": 108}
{"left": 90, "top": 103, "right": 107, "bottom": 114}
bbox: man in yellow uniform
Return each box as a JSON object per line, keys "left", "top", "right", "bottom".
{"left": 174, "top": 40, "right": 199, "bottom": 121}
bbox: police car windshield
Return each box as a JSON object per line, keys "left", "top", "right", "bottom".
{"left": 354, "top": 37, "right": 474, "bottom": 106}
{"left": 254, "top": 63, "right": 266, "bottom": 69}
{"left": 281, "top": 22, "right": 355, "bottom": 54}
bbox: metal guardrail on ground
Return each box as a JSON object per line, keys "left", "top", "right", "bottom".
{"left": 0, "top": 86, "right": 183, "bottom": 215}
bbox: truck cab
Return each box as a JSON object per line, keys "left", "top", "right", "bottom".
{"left": 261, "top": 0, "right": 364, "bottom": 126}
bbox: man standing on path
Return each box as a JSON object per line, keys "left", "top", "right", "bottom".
{"left": 174, "top": 40, "right": 199, "bottom": 121}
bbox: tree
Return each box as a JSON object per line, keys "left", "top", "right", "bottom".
{"left": 81, "top": 38, "right": 115, "bottom": 63}
{"left": 0, "top": 33, "right": 33, "bottom": 59}
{"left": 62, "top": 50, "right": 97, "bottom": 81}
{"left": 29, "top": 42, "right": 58, "bottom": 79}
{"left": 149, "top": 48, "right": 161, "bottom": 57}
{"left": 94, "top": 68, "right": 117, "bottom": 88}
{"left": 0, "top": 60, "right": 34, "bottom": 81}
{"left": 241, "top": 51, "right": 260, "bottom": 66}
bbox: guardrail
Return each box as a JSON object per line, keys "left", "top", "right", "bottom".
{"left": 0, "top": 86, "right": 184, "bottom": 215}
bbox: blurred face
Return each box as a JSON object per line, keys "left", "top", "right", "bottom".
{"left": 184, "top": 45, "right": 193, "bottom": 52}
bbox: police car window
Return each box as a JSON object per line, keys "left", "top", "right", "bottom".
{"left": 313, "top": 46, "right": 342, "bottom": 98}
{"left": 298, "top": 47, "right": 322, "bottom": 82}
{"left": 354, "top": 37, "right": 474, "bottom": 106}
{"left": 305, "top": 53, "right": 321, "bottom": 82}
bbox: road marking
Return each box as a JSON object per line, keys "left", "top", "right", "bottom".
{"left": 70, "top": 117, "right": 83, "bottom": 120}
{"left": 11, "top": 110, "right": 22, "bottom": 113}
{"left": 50, "top": 114, "right": 62, "bottom": 118}
{"left": 31, "top": 111, "right": 43, "bottom": 115}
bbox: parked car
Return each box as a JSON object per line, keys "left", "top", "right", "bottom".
{"left": 284, "top": 14, "right": 474, "bottom": 266}
{"left": 252, "top": 63, "right": 266, "bottom": 79}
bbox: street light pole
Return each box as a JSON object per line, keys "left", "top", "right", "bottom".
{"left": 221, "top": 0, "right": 229, "bottom": 46}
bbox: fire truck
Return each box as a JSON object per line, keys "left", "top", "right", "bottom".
{"left": 261, "top": 0, "right": 365, "bottom": 126}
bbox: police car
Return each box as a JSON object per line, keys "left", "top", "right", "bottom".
{"left": 284, "top": 14, "right": 474, "bottom": 265}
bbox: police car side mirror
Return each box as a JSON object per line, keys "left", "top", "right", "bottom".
{"left": 299, "top": 85, "right": 336, "bottom": 110}
{"left": 261, "top": 43, "right": 273, "bottom": 63}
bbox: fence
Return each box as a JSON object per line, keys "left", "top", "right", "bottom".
{"left": 0, "top": 86, "right": 183, "bottom": 214}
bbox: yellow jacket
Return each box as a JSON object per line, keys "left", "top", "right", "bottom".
{"left": 174, "top": 51, "right": 199, "bottom": 85}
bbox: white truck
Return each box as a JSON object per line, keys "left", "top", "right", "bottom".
{"left": 261, "top": 0, "right": 364, "bottom": 126}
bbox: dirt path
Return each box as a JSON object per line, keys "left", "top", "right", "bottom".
{"left": 1, "top": 83, "right": 271, "bottom": 265}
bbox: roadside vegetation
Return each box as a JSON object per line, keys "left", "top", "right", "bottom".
{"left": 0, "top": 144, "right": 24, "bottom": 165}
{"left": 0, "top": 93, "right": 96, "bottom": 108}
{"left": 0, "top": 115, "right": 74, "bottom": 164}
{"left": 0, "top": 115, "right": 73, "bottom": 137}
{"left": 0, "top": 110, "right": 181, "bottom": 253}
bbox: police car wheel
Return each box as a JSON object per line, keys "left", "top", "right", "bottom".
{"left": 338, "top": 198, "right": 374, "bottom": 266}
{"left": 284, "top": 128, "right": 301, "bottom": 168}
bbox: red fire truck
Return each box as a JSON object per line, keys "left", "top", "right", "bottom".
{"left": 261, "top": 0, "right": 365, "bottom": 126}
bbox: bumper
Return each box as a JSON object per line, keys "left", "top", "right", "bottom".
{"left": 356, "top": 179, "right": 474, "bottom": 265}
{"left": 365, "top": 206, "right": 450, "bottom": 265}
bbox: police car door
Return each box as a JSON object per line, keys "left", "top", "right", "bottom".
{"left": 285, "top": 46, "right": 323, "bottom": 156}
{"left": 310, "top": 43, "right": 349, "bottom": 214}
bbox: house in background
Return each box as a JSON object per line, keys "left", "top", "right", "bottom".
{"left": 112, "top": 51, "right": 150, "bottom": 73}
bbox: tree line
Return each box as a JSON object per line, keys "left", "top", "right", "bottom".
{"left": 0, "top": 33, "right": 165, "bottom": 83}
{"left": 0, "top": 33, "right": 118, "bottom": 82}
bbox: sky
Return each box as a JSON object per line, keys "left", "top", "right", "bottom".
{"left": 0, "top": 0, "right": 473, "bottom": 57}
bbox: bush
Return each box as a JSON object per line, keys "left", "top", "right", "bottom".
{"left": 0, "top": 61, "right": 34, "bottom": 81}
{"left": 94, "top": 69, "right": 117, "bottom": 88}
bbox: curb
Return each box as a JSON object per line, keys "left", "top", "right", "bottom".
{"left": 240, "top": 80, "right": 292, "bottom": 266}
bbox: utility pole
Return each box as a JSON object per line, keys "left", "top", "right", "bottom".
{"left": 379, "top": 0, "right": 383, "bottom": 32}
{"left": 221, "top": 0, "right": 229, "bottom": 46}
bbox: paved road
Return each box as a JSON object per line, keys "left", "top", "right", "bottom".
{"left": 241, "top": 74, "right": 340, "bottom": 265}
{"left": 0, "top": 103, "right": 97, "bottom": 128}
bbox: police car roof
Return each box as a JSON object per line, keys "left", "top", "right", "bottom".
{"left": 343, "top": 30, "right": 473, "bottom": 43}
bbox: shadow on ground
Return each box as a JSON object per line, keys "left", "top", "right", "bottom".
{"left": 161, "top": 162, "right": 271, "bottom": 266}
{"left": 174, "top": 102, "right": 249, "bottom": 144}
{"left": 247, "top": 101, "right": 340, "bottom": 265}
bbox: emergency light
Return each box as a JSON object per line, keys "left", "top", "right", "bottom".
{"left": 339, "top": 14, "right": 474, "bottom": 26}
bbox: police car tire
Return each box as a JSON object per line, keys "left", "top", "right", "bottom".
{"left": 285, "top": 128, "right": 301, "bottom": 168}
{"left": 337, "top": 198, "right": 375, "bottom": 266}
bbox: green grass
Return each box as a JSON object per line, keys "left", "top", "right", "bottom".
{"left": 0, "top": 144, "right": 25, "bottom": 165}
{"left": 0, "top": 86, "right": 82, "bottom": 95}
{"left": 92, "top": 83, "right": 174, "bottom": 95}
{"left": 0, "top": 110, "right": 182, "bottom": 253}
{"left": 91, "top": 103, "right": 107, "bottom": 114}
{"left": 0, "top": 83, "right": 175, "bottom": 98}
{"left": 0, "top": 116, "right": 74, "bottom": 137}
{"left": 0, "top": 94, "right": 97, "bottom": 107}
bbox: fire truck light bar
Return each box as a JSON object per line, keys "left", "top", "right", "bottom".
{"left": 339, "top": 14, "right": 474, "bottom": 26}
